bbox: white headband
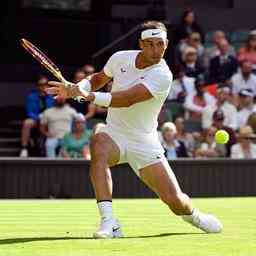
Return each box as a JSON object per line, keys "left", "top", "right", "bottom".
{"left": 141, "top": 29, "right": 167, "bottom": 40}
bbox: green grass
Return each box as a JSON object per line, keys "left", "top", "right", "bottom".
{"left": 0, "top": 198, "right": 255, "bottom": 256}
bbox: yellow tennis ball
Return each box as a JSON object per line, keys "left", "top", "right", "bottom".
{"left": 215, "top": 130, "right": 229, "bottom": 144}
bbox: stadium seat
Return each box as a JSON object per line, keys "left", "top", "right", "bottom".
{"left": 230, "top": 30, "right": 249, "bottom": 43}
{"left": 205, "top": 31, "right": 216, "bottom": 44}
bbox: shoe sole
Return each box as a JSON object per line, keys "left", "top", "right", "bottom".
{"left": 93, "top": 232, "right": 113, "bottom": 239}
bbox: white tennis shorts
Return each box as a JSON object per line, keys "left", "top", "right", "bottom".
{"left": 96, "top": 125, "right": 165, "bottom": 176}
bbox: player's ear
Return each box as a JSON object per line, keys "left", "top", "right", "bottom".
{"left": 139, "top": 39, "right": 143, "bottom": 50}
{"left": 165, "top": 39, "right": 169, "bottom": 48}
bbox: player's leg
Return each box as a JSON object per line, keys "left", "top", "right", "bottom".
{"left": 139, "top": 158, "right": 223, "bottom": 233}
{"left": 90, "top": 132, "right": 120, "bottom": 200}
{"left": 20, "top": 118, "right": 36, "bottom": 157}
{"left": 90, "top": 131, "right": 123, "bottom": 239}
{"left": 139, "top": 158, "right": 192, "bottom": 215}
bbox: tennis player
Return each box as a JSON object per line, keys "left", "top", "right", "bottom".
{"left": 47, "top": 20, "right": 223, "bottom": 239}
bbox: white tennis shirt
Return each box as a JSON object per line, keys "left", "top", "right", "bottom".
{"left": 104, "top": 50, "right": 173, "bottom": 138}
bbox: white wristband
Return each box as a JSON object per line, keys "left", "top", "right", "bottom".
{"left": 77, "top": 79, "right": 92, "bottom": 93}
{"left": 93, "top": 92, "right": 112, "bottom": 107}
{"left": 75, "top": 79, "right": 92, "bottom": 103}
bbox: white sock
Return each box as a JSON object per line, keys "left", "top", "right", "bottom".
{"left": 182, "top": 208, "right": 200, "bottom": 221}
{"left": 97, "top": 201, "right": 113, "bottom": 221}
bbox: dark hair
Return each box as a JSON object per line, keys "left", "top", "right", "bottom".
{"left": 180, "top": 9, "right": 194, "bottom": 24}
{"left": 245, "top": 34, "right": 256, "bottom": 51}
{"left": 141, "top": 20, "right": 167, "bottom": 32}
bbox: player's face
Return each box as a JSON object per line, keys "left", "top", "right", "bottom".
{"left": 139, "top": 38, "right": 168, "bottom": 64}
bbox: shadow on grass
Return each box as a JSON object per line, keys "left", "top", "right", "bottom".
{"left": 0, "top": 232, "right": 204, "bottom": 244}
{"left": 123, "top": 232, "right": 204, "bottom": 239}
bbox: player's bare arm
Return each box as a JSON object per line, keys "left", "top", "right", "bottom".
{"left": 47, "top": 70, "right": 111, "bottom": 97}
{"left": 47, "top": 81, "right": 153, "bottom": 108}
{"left": 84, "top": 70, "right": 112, "bottom": 91}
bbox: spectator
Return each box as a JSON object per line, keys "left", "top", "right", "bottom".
{"left": 202, "top": 85, "right": 238, "bottom": 130}
{"left": 231, "top": 126, "right": 256, "bottom": 158}
{"left": 81, "top": 64, "right": 95, "bottom": 76}
{"left": 237, "top": 30, "right": 256, "bottom": 72}
{"left": 61, "top": 113, "right": 91, "bottom": 159}
{"left": 175, "top": 9, "right": 204, "bottom": 44}
{"left": 68, "top": 69, "right": 97, "bottom": 120}
{"left": 181, "top": 46, "right": 205, "bottom": 79}
{"left": 237, "top": 89, "right": 256, "bottom": 128}
{"left": 73, "top": 68, "right": 86, "bottom": 83}
{"left": 204, "top": 30, "right": 236, "bottom": 68}
{"left": 168, "top": 65, "right": 195, "bottom": 102}
{"left": 161, "top": 122, "right": 188, "bottom": 159}
{"left": 195, "top": 126, "right": 224, "bottom": 158}
{"left": 211, "top": 109, "right": 237, "bottom": 157}
{"left": 20, "top": 76, "right": 54, "bottom": 157}
{"left": 209, "top": 39, "right": 238, "bottom": 83}
{"left": 174, "top": 117, "right": 195, "bottom": 156}
{"left": 231, "top": 60, "right": 256, "bottom": 97}
{"left": 184, "top": 75, "right": 216, "bottom": 121}
{"left": 40, "top": 96, "right": 77, "bottom": 157}
{"left": 176, "top": 32, "right": 205, "bottom": 65}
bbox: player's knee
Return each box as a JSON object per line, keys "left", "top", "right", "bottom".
{"left": 90, "top": 134, "right": 108, "bottom": 160}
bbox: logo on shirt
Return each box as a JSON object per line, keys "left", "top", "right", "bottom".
{"left": 120, "top": 68, "right": 126, "bottom": 73}
{"left": 140, "top": 77, "right": 144, "bottom": 79}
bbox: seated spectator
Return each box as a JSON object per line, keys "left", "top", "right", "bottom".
{"left": 61, "top": 113, "right": 91, "bottom": 159}
{"left": 211, "top": 109, "right": 237, "bottom": 157}
{"left": 209, "top": 39, "right": 238, "bottom": 83}
{"left": 40, "top": 96, "right": 77, "bottom": 157}
{"left": 168, "top": 65, "right": 195, "bottom": 103}
{"left": 161, "top": 122, "right": 188, "bottom": 159}
{"left": 73, "top": 68, "right": 86, "bottom": 83}
{"left": 68, "top": 69, "right": 98, "bottom": 120}
{"left": 180, "top": 47, "right": 205, "bottom": 79}
{"left": 237, "top": 89, "right": 256, "bottom": 128}
{"left": 176, "top": 32, "right": 205, "bottom": 66}
{"left": 20, "top": 76, "right": 55, "bottom": 157}
{"left": 174, "top": 9, "right": 204, "bottom": 44}
{"left": 174, "top": 117, "right": 195, "bottom": 156}
{"left": 202, "top": 85, "right": 238, "bottom": 130}
{"left": 204, "top": 30, "right": 236, "bottom": 68}
{"left": 231, "top": 126, "right": 256, "bottom": 158}
{"left": 231, "top": 60, "right": 256, "bottom": 98}
{"left": 195, "top": 126, "right": 224, "bottom": 158}
{"left": 81, "top": 64, "right": 95, "bottom": 76}
{"left": 184, "top": 75, "right": 216, "bottom": 121}
{"left": 247, "top": 112, "right": 256, "bottom": 134}
{"left": 237, "top": 30, "right": 256, "bottom": 72}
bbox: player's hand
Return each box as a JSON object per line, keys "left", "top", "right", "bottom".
{"left": 46, "top": 81, "right": 89, "bottom": 100}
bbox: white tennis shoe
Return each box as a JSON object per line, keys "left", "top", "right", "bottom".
{"left": 182, "top": 209, "right": 223, "bottom": 233}
{"left": 93, "top": 218, "right": 123, "bottom": 239}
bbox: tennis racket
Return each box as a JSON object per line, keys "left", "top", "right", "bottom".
{"left": 20, "top": 38, "right": 86, "bottom": 101}
{"left": 20, "top": 38, "right": 73, "bottom": 87}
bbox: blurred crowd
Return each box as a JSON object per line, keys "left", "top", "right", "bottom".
{"left": 19, "top": 9, "right": 256, "bottom": 160}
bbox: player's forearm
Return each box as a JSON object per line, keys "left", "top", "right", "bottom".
{"left": 78, "top": 71, "right": 111, "bottom": 92}
{"left": 79, "top": 91, "right": 133, "bottom": 108}
{"left": 75, "top": 83, "right": 152, "bottom": 108}
{"left": 87, "top": 73, "right": 105, "bottom": 91}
